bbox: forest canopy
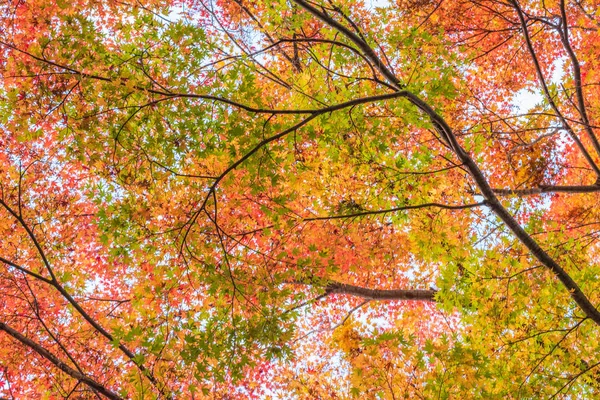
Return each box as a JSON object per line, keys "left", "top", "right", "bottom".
{"left": 2, "top": 0, "right": 600, "bottom": 398}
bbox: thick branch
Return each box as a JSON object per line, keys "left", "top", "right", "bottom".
{"left": 325, "top": 282, "right": 436, "bottom": 302}
{"left": 295, "top": 1, "right": 600, "bottom": 325}
{"left": 0, "top": 322, "right": 122, "bottom": 400}
{"left": 493, "top": 185, "right": 600, "bottom": 196}
{"left": 404, "top": 91, "right": 600, "bottom": 325}
{"left": 157, "top": 90, "right": 407, "bottom": 115}
{"left": 292, "top": 0, "right": 403, "bottom": 89}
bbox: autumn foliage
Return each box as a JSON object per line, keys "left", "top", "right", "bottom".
{"left": 2, "top": 0, "right": 600, "bottom": 398}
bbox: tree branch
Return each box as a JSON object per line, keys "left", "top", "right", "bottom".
{"left": 0, "top": 322, "right": 122, "bottom": 400}
{"left": 408, "top": 90, "right": 600, "bottom": 325}
{"left": 295, "top": 0, "right": 600, "bottom": 325}
{"left": 325, "top": 282, "right": 436, "bottom": 302}
{"left": 0, "top": 200, "right": 170, "bottom": 398}
{"left": 0, "top": 256, "right": 53, "bottom": 284}
{"left": 0, "top": 39, "right": 400, "bottom": 116}
{"left": 493, "top": 184, "right": 600, "bottom": 196}
{"left": 510, "top": 0, "right": 600, "bottom": 179}
{"left": 558, "top": 0, "right": 600, "bottom": 164}
{"left": 304, "top": 201, "right": 486, "bottom": 221}
{"left": 292, "top": 0, "right": 403, "bottom": 89}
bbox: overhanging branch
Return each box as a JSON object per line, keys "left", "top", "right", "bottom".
{"left": 294, "top": 0, "right": 600, "bottom": 326}
{"left": 0, "top": 322, "right": 122, "bottom": 400}
{"left": 493, "top": 185, "right": 600, "bottom": 196}
{"left": 325, "top": 282, "right": 437, "bottom": 302}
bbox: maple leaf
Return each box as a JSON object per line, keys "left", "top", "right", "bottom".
{"left": 1, "top": 0, "right": 600, "bottom": 398}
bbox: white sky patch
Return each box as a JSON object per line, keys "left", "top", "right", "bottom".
{"left": 367, "top": 0, "right": 391, "bottom": 7}
{"left": 512, "top": 57, "right": 566, "bottom": 112}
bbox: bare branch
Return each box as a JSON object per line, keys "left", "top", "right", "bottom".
{"left": 493, "top": 185, "right": 600, "bottom": 196}
{"left": 325, "top": 282, "right": 436, "bottom": 302}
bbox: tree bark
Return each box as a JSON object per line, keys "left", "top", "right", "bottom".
{"left": 326, "top": 282, "right": 436, "bottom": 301}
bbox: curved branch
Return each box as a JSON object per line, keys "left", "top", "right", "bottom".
{"left": 510, "top": 0, "right": 600, "bottom": 179}
{"left": 182, "top": 90, "right": 411, "bottom": 245}
{"left": 292, "top": 0, "right": 403, "bottom": 89}
{"left": 295, "top": 0, "right": 600, "bottom": 325}
{"left": 276, "top": 37, "right": 386, "bottom": 85}
{"left": 181, "top": 114, "right": 319, "bottom": 247}
{"left": 558, "top": 0, "right": 600, "bottom": 161}
{"left": 0, "top": 39, "right": 399, "bottom": 116}
{"left": 304, "top": 201, "right": 486, "bottom": 221}
{"left": 0, "top": 322, "right": 122, "bottom": 400}
{"left": 0, "top": 200, "right": 170, "bottom": 398}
